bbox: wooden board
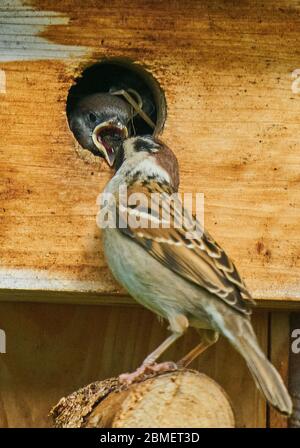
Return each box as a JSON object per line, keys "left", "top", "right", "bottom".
{"left": 0, "top": 0, "right": 300, "bottom": 305}
{"left": 268, "top": 312, "right": 290, "bottom": 428}
{"left": 0, "top": 303, "right": 267, "bottom": 428}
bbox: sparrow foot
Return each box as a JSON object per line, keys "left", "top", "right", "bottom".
{"left": 119, "top": 361, "right": 178, "bottom": 385}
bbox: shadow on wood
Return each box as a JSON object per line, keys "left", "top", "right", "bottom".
{"left": 51, "top": 370, "right": 235, "bottom": 428}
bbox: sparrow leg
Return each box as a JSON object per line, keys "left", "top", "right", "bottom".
{"left": 119, "top": 314, "right": 188, "bottom": 385}
{"left": 177, "top": 330, "right": 219, "bottom": 368}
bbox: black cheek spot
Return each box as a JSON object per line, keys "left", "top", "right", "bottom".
{"left": 134, "top": 138, "right": 159, "bottom": 153}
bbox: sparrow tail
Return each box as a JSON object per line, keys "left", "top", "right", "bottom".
{"left": 227, "top": 317, "right": 292, "bottom": 416}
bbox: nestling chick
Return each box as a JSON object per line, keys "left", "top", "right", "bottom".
{"left": 68, "top": 92, "right": 132, "bottom": 166}
{"left": 99, "top": 135, "right": 292, "bottom": 416}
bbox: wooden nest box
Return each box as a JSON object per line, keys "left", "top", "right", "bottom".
{"left": 0, "top": 0, "right": 299, "bottom": 428}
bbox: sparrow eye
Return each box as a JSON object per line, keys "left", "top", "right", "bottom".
{"left": 89, "top": 112, "right": 97, "bottom": 123}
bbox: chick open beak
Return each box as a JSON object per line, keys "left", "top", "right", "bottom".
{"left": 92, "top": 121, "right": 128, "bottom": 167}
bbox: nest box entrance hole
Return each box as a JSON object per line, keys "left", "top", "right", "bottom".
{"left": 67, "top": 59, "right": 167, "bottom": 151}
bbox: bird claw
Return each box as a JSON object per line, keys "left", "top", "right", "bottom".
{"left": 119, "top": 361, "right": 178, "bottom": 385}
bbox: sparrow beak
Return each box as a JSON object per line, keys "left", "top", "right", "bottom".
{"left": 92, "top": 121, "right": 128, "bottom": 167}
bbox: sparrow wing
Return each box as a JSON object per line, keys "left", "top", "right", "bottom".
{"left": 116, "top": 181, "right": 255, "bottom": 315}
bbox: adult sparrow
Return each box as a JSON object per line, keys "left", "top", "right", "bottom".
{"left": 98, "top": 135, "right": 292, "bottom": 416}
{"left": 69, "top": 92, "right": 292, "bottom": 415}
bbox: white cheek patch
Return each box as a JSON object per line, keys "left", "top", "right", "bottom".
{"left": 123, "top": 139, "right": 137, "bottom": 159}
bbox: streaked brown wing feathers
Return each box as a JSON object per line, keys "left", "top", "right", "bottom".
{"left": 116, "top": 182, "right": 254, "bottom": 315}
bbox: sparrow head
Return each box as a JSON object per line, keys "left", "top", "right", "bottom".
{"left": 69, "top": 93, "right": 132, "bottom": 166}
{"left": 117, "top": 135, "right": 180, "bottom": 191}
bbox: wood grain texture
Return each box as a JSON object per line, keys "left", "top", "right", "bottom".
{"left": 288, "top": 313, "right": 300, "bottom": 428}
{"left": 268, "top": 312, "right": 290, "bottom": 428}
{"left": 0, "top": 303, "right": 267, "bottom": 428}
{"left": 51, "top": 371, "right": 235, "bottom": 428}
{"left": 0, "top": 0, "right": 300, "bottom": 304}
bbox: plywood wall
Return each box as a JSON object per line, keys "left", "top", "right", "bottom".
{"left": 0, "top": 0, "right": 300, "bottom": 306}
{"left": 1, "top": 302, "right": 285, "bottom": 428}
